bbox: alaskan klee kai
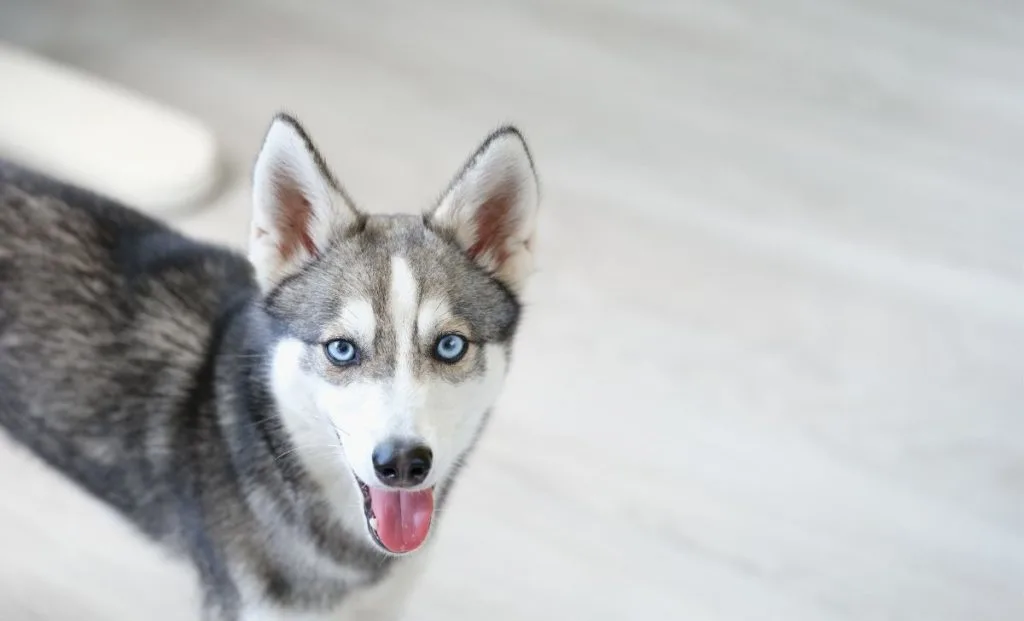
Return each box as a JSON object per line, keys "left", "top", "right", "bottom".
{"left": 0, "top": 115, "right": 540, "bottom": 620}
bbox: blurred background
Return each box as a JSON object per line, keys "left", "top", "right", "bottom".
{"left": 1, "top": 0, "right": 1023, "bottom": 619}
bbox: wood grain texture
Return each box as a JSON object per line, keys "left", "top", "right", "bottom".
{"left": 0, "top": 0, "right": 1022, "bottom": 619}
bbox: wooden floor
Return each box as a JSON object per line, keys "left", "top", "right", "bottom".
{"left": 1, "top": 1, "right": 1023, "bottom": 619}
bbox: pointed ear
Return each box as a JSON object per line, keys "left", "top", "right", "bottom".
{"left": 427, "top": 127, "right": 540, "bottom": 293}
{"left": 249, "top": 114, "right": 362, "bottom": 291}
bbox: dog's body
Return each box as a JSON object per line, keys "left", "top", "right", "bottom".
{"left": 0, "top": 116, "right": 539, "bottom": 620}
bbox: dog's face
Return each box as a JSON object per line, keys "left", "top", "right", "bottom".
{"left": 248, "top": 116, "right": 538, "bottom": 555}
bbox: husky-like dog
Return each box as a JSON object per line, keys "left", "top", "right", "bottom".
{"left": 0, "top": 115, "right": 540, "bottom": 620}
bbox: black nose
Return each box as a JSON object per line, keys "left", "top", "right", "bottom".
{"left": 372, "top": 439, "right": 432, "bottom": 488}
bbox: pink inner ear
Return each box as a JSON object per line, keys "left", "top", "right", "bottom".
{"left": 468, "top": 191, "right": 515, "bottom": 266}
{"left": 274, "top": 179, "right": 319, "bottom": 260}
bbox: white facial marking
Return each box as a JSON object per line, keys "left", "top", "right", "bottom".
{"left": 336, "top": 298, "right": 376, "bottom": 345}
{"left": 389, "top": 256, "right": 420, "bottom": 370}
{"left": 417, "top": 343, "right": 507, "bottom": 479}
{"left": 270, "top": 338, "right": 367, "bottom": 536}
{"left": 386, "top": 256, "right": 422, "bottom": 440}
{"left": 417, "top": 297, "right": 452, "bottom": 338}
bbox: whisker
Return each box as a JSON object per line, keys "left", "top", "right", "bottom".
{"left": 274, "top": 443, "right": 343, "bottom": 462}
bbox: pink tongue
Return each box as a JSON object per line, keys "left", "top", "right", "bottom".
{"left": 368, "top": 488, "right": 435, "bottom": 553}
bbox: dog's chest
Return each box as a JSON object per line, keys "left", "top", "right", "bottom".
{"left": 238, "top": 550, "right": 429, "bottom": 621}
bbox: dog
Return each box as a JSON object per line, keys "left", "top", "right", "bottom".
{"left": 0, "top": 114, "right": 540, "bottom": 620}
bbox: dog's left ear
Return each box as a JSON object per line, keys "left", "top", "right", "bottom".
{"left": 428, "top": 127, "right": 540, "bottom": 294}
{"left": 250, "top": 114, "right": 362, "bottom": 292}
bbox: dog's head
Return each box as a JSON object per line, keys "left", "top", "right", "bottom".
{"left": 248, "top": 115, "right": 538, "bottom": 555}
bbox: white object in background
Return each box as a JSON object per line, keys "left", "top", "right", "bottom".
{"left": 0, "top": 42, "right": 220, "bottom": 215}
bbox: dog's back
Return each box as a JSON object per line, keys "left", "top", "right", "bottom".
{"left": 0, "top": 160, "right": 254, "bottom": 529}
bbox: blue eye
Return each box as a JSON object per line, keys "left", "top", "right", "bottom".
{"left": 324, "top": 339, "right": 359, "bottom": 366}
{"left": 434, "top": 334, "right": 468, "bottom": 363}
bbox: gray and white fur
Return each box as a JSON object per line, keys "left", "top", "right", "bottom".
{"left": 0, "top": 114, "right": 540, "bottom": 620}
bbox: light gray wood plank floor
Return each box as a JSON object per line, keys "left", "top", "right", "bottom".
{"left": 1, "top": 1, "right": 1022, "bottom": 619}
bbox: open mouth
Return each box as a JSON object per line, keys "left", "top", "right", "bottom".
{"left": 356, "top": 478, "right": 435, "bottom": 554}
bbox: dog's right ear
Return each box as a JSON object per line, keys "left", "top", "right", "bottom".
{"left": 427, "top": 127, "right": 540, "bottom": 294}
{"left": 250, "top": 114, "right": 362, "bottom": 292}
